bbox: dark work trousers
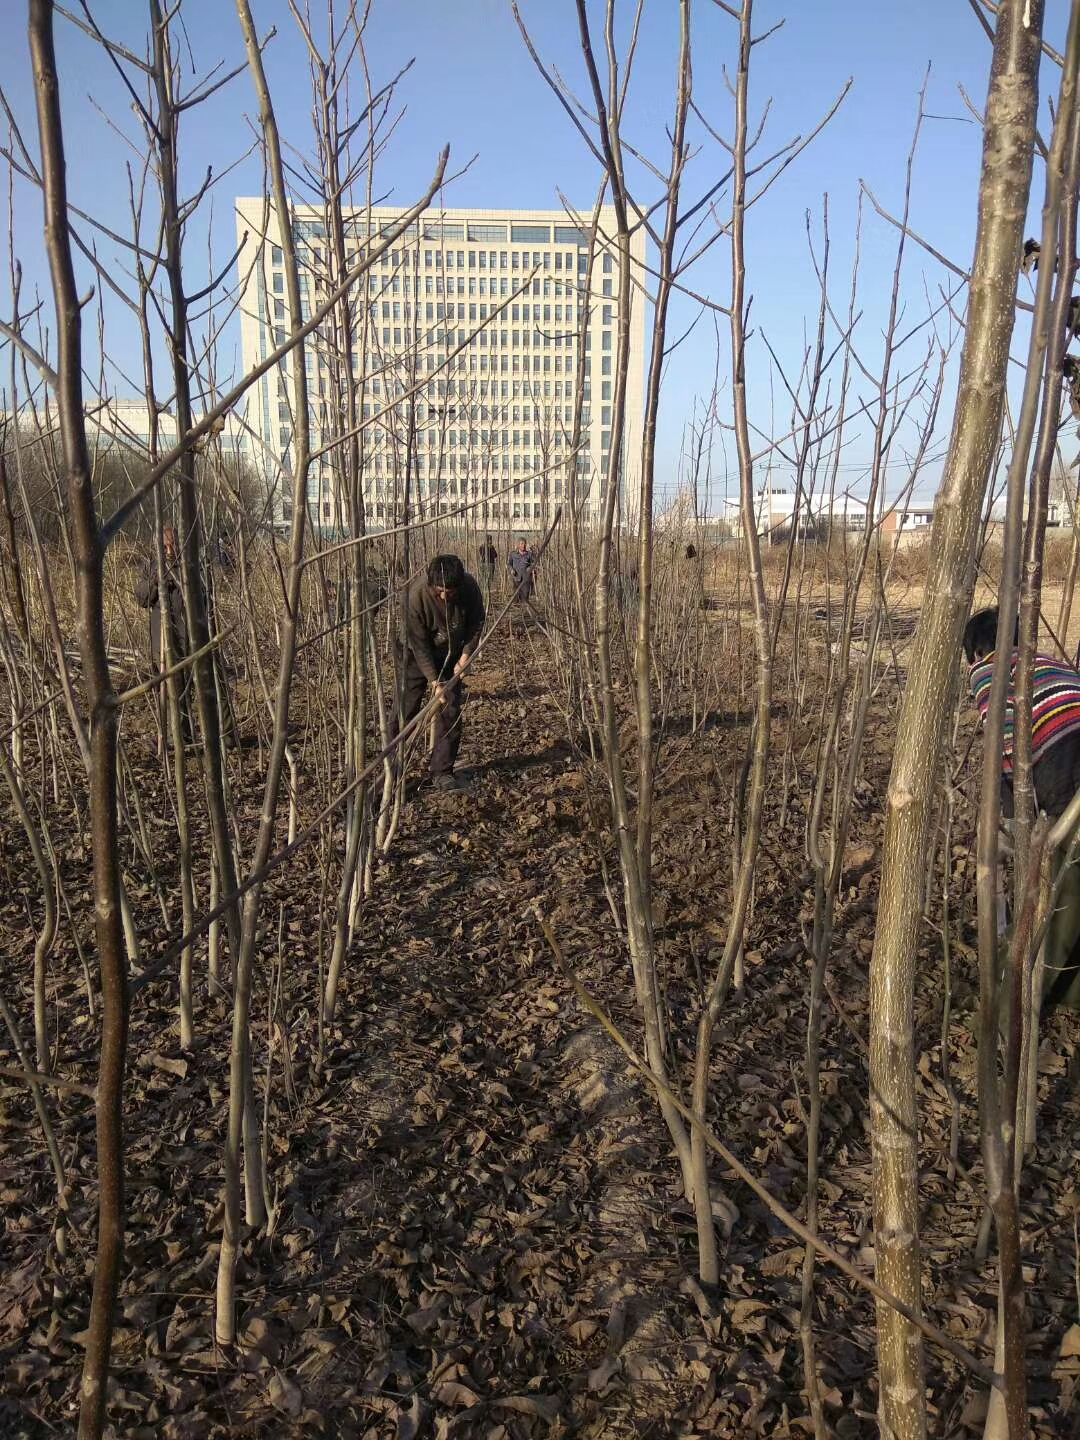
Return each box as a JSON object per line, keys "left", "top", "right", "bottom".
{"left": 512, "top": 572, "right": 534, "bottom": 603}
{"left": 392, "top": 652, "right": 465, "bottom": 778}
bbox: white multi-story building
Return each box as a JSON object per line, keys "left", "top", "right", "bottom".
{"left": 1, "top": 397, "right": 249, "bottom": 460}
{"left": 722, "top": 481, "right": 937, "bottom": 544}
{"left": 84, "top": 398, "right": 249, "bottom": 460}
{"left": 233, "top": 202, "right": 647, "bottom": 529}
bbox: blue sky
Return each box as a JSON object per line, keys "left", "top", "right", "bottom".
{"left": 1, "top": 0, "right": 1073, "bottom": 511}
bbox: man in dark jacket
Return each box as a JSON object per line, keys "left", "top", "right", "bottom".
{"left": 478, "top": 535, "right": 498, "bottom": 595}
{"left": 392, "top": 553, "right": 485, "bottom": 792}
{"left": 136, "top": 522, "right": 192, "bottom": 742}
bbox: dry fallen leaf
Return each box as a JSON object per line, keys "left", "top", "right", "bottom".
{"left": 432, "top": 1380, "right": 480, "bottom": 1408}
{"left": 492, "top": 1393, "right": 561, "bottom": 1419}
{"left": 268, "top": 1371, "right": 303, "bottom": 1417}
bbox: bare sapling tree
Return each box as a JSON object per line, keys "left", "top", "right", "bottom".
{"left": 1018, "top": 137, "right": 1080, "bottom": 1157}
{"left": 514, "top": 0, "right": 704, "bottom": 1205}
{"left": 287, "top": 0, "right": 404, "bottom": 1025}
{"left": 867, "top": 3, "right": 1044, "bottom": 1437}
{"left": 517, "top": 0, "right": 851, "bottom": 1288}
{"left": 216, "top": 0, "right": 447, "bottom": 1344}
{"left": 147, "top": 0, "right": 245, "bottom": 985}
{"left": 27, "top": 3, "right": 130, "bottom": 1434}
{"left": 690, "top": 0, "right": 833, "bottom": 1287}
{"left": 970, "top": 9, "right": 1080, "bottom": 1437}
{"left": 779, "top": 105, "right": 954, "bottom": 1426}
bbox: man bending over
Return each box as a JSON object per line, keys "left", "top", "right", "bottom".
{"left": 392, "top": 554, "right": 485, "bottom": 793}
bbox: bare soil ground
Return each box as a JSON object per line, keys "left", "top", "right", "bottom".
{"left": 1, "top": 590, "right": 1079, "bottom": 1439}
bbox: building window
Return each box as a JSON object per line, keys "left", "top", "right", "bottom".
{"left": 271, "top": 244, "right": 283, "bottom": 265}
{"left": 603, "top": 253, "right": 613, "bottom": 273}
{"left": 555, "top": 225, "right": 587, "bottom": 247}
{"left": 468, "top": 223, "right": 508, "bottom": 242}
{"left": 602, "top": 331, "right": 612, "bottom": 350}
{"left": 511, "top": 223, "right": 551, "bottom": 243}
{"left": 423, "top": 222, "right": 464, "bottom": 241}
{"left": 273, "top": 273, "right": 284, "bottom": 294}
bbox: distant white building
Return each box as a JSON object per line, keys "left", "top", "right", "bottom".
{"left": 84, "top": 397, "right": 249, "bottom": 459}
{"left": 722, "top": 482, "right": 934, "bottom": 543}
{"left": 3, "top": 397, "right": 249, "bottom": 461}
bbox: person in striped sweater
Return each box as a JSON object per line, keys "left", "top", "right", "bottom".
{"left": 963, "top": 605, "right": 1080, "bottom": 1011}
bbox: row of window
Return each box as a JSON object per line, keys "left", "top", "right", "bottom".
{"left": 353, "top": 501, "right": 552, "bottom": 523}
{"left": 283, "top": 423, "right": 613, "bottom": 463}
{"left": 272, "top": 273, "right": 612, "bottom": 311}
{"left": 282, "top": 388, "right": 606, "bottom": 422}
{"left": 366, "top": 300, "right": 584, "bottom": 326}
{"left": 295, "top": 375, "right": 602, "bottom": 403}
{"left": 365, "top": 452, "right": 591, "bottom": 482}
{"left": 289, "top": 218, "right": 593, "bottom": 248}
{"left": 314, "top": 402, "right": 607, "bottom": 435}
{"left": 354, "top": 478, "right": 570, "bottom": 499}
{"left": 282, "top": 268, "right": 612, "bottom": 309}
{"left": 272, "top": 242, "right": 615, "bottom": 279}
{"left": 276, "top": 346, "right": 612, "bottom": 387}
{"left": 370, "top": 325, "right": 597, "bottom": 349}
{"left": 304, "top": 499, "right": 576, "bottom": 524}
{"left": 298, "top": 418, "right": 603, "bottom": 449}
{"left": 278, "top": 352, "right": 612, "bottom": 394}
{"left": 270, "top": 369, "right": 607, "bottom": 419}
{"left": 353, "top": 406, "right": 593, "bottom": 429}
{"left": 306, "top": 271, "right": 594, "bottom": 300}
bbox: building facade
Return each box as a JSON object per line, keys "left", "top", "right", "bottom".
{"left": 722, "top": 482, "right": 936, "bottom": 544}
{"left": 83, "top": 398, "right": 249, "bottom": 460}
{"left": 234, "top": 202, "right": 647, "bottom": 529}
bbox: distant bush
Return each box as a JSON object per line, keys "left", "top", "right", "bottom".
{"left": 1, "top": 428, "right": 268, "bottom": 546}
